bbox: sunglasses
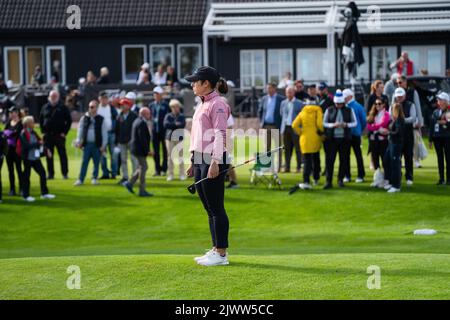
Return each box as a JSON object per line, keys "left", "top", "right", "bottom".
{"left": 375, "top": 102, "right": 383, "bottom": 106}
{"left": 89, "top": 106, "right": 96, "bottom": 109}
{"left": 397, "top": 81, "right": 403, "bottom": 84}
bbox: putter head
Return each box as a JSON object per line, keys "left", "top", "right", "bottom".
{"left": 187, "top": 184, "right": 196, "bottom": 194}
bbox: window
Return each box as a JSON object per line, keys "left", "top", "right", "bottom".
{"left": 296, "top": 48, "right": 329, "bottom": 83}
{"left": 122, "top": 45, "right": 147, "bottom": 83}
{"left": 401, "top": 45, "right": 446, "bottom": 76}
{"left": 25, "top": 47, "right": 44, "bottom": 85}
{"left": 267, "top": 49, "right": 293, "bottom": 85}
{"left": 372, "top": 46, "right": 397, "bottom": 81}
{"left": 3, "top": 47, "right": 23, "bottom": 85}
{"left": 46, "top": 46, "right": 66, "bottom": 84}
{"left": 150, "top": 44, "right": 174, "bottom": 72}
{"left": 240, "top": 49, "right": 266, "bottom": 89}
{"left": 177, "top": 44, "right": 202, "bottom": 80}
{"left": 342, "top": 47, "right": 370, "bottom": 82}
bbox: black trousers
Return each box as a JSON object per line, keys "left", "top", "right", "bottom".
{"left": 283, "top": 126, "right": 302, "bottom": 171}
{"left": 433, "top": 137, "right": 450, "bottom": 182}
{"left": 384, "top": 143, "right": 402, "bottom": 189}
{"left": 370, "top": 139, "right": 388, "bottom": 171}
{"left": 194, "top": 153, "right": 229, "bottom": 249}
{"left": 152, "top": 132, "right": 168, "bottom": 174}
{"left": 6, "top": 145, "right": 23, "bottom": 192}
{"left": 303, "top": 152, "right": 320, "bottom": 184}
{"left": 23, "top": 159, "right": 49, "bottom": 198}
{"left": 346, "top": 135, "right": 365, "bottom": 179}
{"left": 402, "top": 130, "right": 414, "bottom": 181}
{"left": 325, "top": 138, "right": 350, "bottom": 184}
{"left": 45, "top": 134, "right": 68, "bottom": 177}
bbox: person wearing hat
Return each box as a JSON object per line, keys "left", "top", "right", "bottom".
{"left": 294, "top": 80, "right": 310, "bottom": 102}
{"left": 429, "top": 92, "right": 450, "bottom": 185}
{"left": 137, "top": 63, "right": 151, "bottom": 85}
{"left": 390, "top": 87, "right": 416, "bottom": 186}
{"left": 322, "top": 89, "right": 357, "bottom": 189}
{"left": 97, "top": 91, "right": 119, "bottom": 180}
{"left": 307, "top": 84, "right": 320, "bottom": 105}
{"left": 125, "top": 92, "right": 139, "bottom": 114}
{"left": 149, "top": 86, "right": 169, "bottom": 176}
{"left": 3, "top": 106, "right": 24, "bottom": 196}
{"left": 317, "top": 82, "right": 334, "bottom": 113}
{"left": 184, "top": 66, "right": 231, "bottom": 267}
{"left": 115, "top": 98, "right": 138, "bottom": 185}
{"left": 343, "top": 88, "right": 366, "bottom": 183}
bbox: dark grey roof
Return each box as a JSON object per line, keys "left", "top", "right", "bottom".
{"left": 0, "top": 0, "right": 207, "bottom": 31}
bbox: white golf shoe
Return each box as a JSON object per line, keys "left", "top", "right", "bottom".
{"left": 41, "top": 194, "right": 56, "bottom": 200}
{"left": 194, "top": 249, "right": 215, "bottom": 262}
{"left": 197, "top": 251, "right": 229, "bottom": 266}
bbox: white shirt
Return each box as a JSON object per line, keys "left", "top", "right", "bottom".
{"left": 97, "top": 104, "right": 112, "bottom": 132}
{"left": 152, "top": 72, "right": 167, "bottom": 86}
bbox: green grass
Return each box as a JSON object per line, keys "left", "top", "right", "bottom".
{"left": 0, "top": 129, "right": 449, "bottom": 299}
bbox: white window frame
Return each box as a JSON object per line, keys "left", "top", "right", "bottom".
{"left": 121, "top": 44, "right": 147, "bottom": 84}
{"left": 177, "top": 44, "right": 202, "bottom": 80}
{"left": 3, "top": 46, "right": 24, "bottom": 85}
{"left": 149, "top": 44, "right": 175, "bottom": 72}
{"left": 267, "top": 49, "right": 294, "bottom": 86}
{"left": 401, "top": 45, "right": 446, "bottom": 76}
{"left": 240, "top": 49, "right": 266, "bottom": 90}
{"left": 25, "top": 46, "right": 45, "bottom": 85}
{"left": 46, "top": 45, "right": 66, "bottom": 84}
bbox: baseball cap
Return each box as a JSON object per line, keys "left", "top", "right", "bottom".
{"left": 436, "top": 92, "right": 449, "bottom": 102}
{"left": 342, "top": 88, "right": 354, "bottom": 99}
{"left": 318, "top": 82, "right": 328, "bottom": 90}
{"left": 119, "top": 98, "right": 133, "bottom": 107}
{"left": 394, "top": 87, "right": 406, "bottom": 98}
{"left": 153, "top": 86, "right": 164, "bottom": 94}
{"left": 125, "top": 92, "right": 137, "bottom": 100}
{"left": 184, "top": 66, "right": 220, "bottom": 84}
{"left": 333, "top": 89, "right": 345, "bottom": 104}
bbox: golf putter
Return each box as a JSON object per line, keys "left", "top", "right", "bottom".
{"left": 187, "top": 146, "right": 285, "bottom": 194}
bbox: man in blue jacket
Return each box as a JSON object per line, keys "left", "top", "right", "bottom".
{"left": 258, "top": 83, "right": 285, "bottom": 170}
{"left": 280, "top": 86, "right": 303, "bottom": 172}
{"left": 343, "top": 88, "right": 366, "bottom": 183}
{"left": 149, "top": 86, "right": 169, "bottom": 176}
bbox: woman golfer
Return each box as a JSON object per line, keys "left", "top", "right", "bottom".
{"left": 185, "top": 66, "right": 231, "bottom": 266}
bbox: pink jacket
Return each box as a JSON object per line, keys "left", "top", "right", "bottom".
{"left": 367, "top": 110, "right": 390, "bottom": 140}
{"left": 190, "top": 90, "right": 230, "bottom": 161}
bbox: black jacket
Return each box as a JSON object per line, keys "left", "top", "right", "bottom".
{"left": 163, "top": 112, "right": 186, "bottom": 141}
{"left": 388, "top": 118, "right": 405, "bottom": 145}
{"left": 429, "top": 108, "right": 450, "bottom": 142}
{"left": 39, "top": 102, "right": 72, "bottom": 135}
{"left": 130, "top": 117, "right": 151, "bottom": 157}
{"left": 116, "top": 111, "right": 138, "bottom": 144}
{"left": 324, "top": 106, "right": 353, "bottom": 140}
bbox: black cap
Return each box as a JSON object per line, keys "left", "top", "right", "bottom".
{"left": 8, "top": 106, "right": 19, "bottom": 113}
{"left": 184, "top": 66, "right": 220, "bottom": 84}
{"left": 99, "top": 91, "right": 108, "bottom": 98}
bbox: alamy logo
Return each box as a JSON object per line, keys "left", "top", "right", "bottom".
{"left": 66, "top": 5, "right": 81, "bottom": 30}
{"left": 66, "top": 265, "right": 81, "bottom": 289}
{"left": 366, "top": 5, "right": 381, "bottom": 30}
{"left": 367, "top": 265, "right": 381, "bottom": 289}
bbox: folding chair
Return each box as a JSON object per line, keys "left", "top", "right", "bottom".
{"left": 249, "top": 151, "right": 282, "bottom": 189}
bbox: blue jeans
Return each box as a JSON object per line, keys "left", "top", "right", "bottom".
{"left": 79, "top": 143, "right": 101, "bottom": 182}
{"left": 101, "top": 132, "right": 118, "bottom": 177}
{"left": 384, "top": 143, "right": 402, "bottom": 189}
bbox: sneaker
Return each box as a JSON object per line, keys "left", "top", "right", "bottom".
{"left": 99, "top": 175, "right": 110, "bottom": 180}
{"left": 406, "top": 180, "right": 413, "bottom": 186}
{"left": 384, "top": 184, "right": 392, "bottom": 190}
{"left": 299, "top": 183, "right": 312, "bottom": 190}
{"left": 355, "top": 177, "right": 364, "bottom": 183}
{"left": 153, "top": 172, "right": 161, "bottom": 177}
{"left": 226, "top": 181, "right": 239, "bottom": 189}
{"left": 41, "top": 194, "right": 56, "bottom": 200}
{"left": 343, "top": 177, "right": 350, "bottom": 183}
{"left": 73, "top": 180, "right": 83, "bottom": 186}
{"left": 338, "top": 180, "right": 345, "bottom": 188}
{"left": 387, "top": 187, "right": 400, "bottom": 193}
{"left": 194, "top": 249, "right": 215, "bottom": 262}
{"left": 161, "top": 172, "right": 167, "bottom": 177}
{"left": 117, "top": 178, "right": 127, "bottom": 185}
{"left": 138, "top": 191, "right": 153, "bottom": 197}
{"left": 197, "top": 251, "right": 229, "bottom": 266}
{"left": 313, "top": 180, "right": 319, "bottom": 186}
{"left": 24, "top": 196, "right": 35, "bottom": 202}
{"left": 166, "top": 175, "right": 174, "bottom": 182}
{"left": 91, "top": 179, "right": 99, "bottom": 185}
{"left": 179, "top": 175, "right": 187, "bottom": 181}
{"left": 123, "top": 181, "right": 135, "bottom": 194}
{"left": 415, "top": 161, "right": 422, "bottom": 168}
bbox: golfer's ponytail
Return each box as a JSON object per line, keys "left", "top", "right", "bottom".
{"left": 217, "top": 77, "right": 228, "bottom": 95}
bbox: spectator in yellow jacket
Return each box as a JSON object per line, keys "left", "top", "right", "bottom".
{"left": 290, "top": 104, "right": 324, "bottom": 192}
